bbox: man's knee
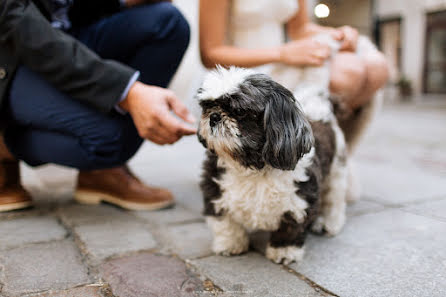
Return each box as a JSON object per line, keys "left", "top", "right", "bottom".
{"left": 330, "top": 53, "right": 367, "bottom": 97}
{"left": 133, "top": 3, "right": 190, "bottom": 49}
{"left": 82, "top": 117, "right": 142, "bottom": 168}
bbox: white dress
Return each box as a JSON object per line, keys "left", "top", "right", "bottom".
{"left": 228, "top": 0, "right": 298, "bottom": 49}
{"left": 228, "top": 0, "right": 303, "bottom": 90}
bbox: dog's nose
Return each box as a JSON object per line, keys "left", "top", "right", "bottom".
{"left": 210, "top": 113, "right": 221, "bottom": 127}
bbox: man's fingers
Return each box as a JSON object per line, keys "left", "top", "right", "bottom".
{"left": 150, "top": 122, "right": 181, "bottom": 144}
{"left": 166, "top": 93, "right": 196, "bottom": 123}
{"left": 160, "top": 110, "right": 197, "bottom": 135}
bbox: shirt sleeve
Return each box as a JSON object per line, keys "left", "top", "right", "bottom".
{"left": 115, "top": 71, "right": 140, "bottom": 114}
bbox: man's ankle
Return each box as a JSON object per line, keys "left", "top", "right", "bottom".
{"left": 0, "top": 135, "right": 15, "bottom": 161}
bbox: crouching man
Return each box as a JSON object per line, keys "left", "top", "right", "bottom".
{"left": 0, "top": 0, "right": 196, "bottom": 212}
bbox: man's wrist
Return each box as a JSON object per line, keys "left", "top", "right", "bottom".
{"left": 115, "top": 71, "right": 140, "bottom": 114}
{"left": 119, "top": 81, "right": 144, "bottom": 112}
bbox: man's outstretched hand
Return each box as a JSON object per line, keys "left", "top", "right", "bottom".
{"left": 119, "top": 82, "right": 197, "bottom": 145}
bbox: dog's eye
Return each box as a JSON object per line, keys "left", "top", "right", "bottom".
{"left": 234, "top": 108, "right": 246, "bottom": 118}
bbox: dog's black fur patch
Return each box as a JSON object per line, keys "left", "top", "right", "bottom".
{"left": 200, "top": 151, "right": 225, "bottom": 216}
{"left": 310, "top": 121, "right": 336, "bottom": 177}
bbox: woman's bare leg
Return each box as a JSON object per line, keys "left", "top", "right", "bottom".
{"left": 330, "top": 51, "right": 389, "bottom": 111}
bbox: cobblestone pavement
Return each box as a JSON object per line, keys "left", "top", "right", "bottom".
{"left": 1, "top": 101, "right": 446, "bottom": 297}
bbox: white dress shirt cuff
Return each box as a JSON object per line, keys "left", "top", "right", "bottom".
{"left": 115, "top": 71, "right": 140, "bottom": 114}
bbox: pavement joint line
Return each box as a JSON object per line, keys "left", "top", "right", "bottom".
{"left": 0, "top": 237, "right": 70, "bottom": 253}
{"left": 99, "top": 282, "right": 117, "bottom": 297}
{"left": 398, "top": 208, "right": 446, "bottom": 224}
{"left": 177, "top": 254, "right": 225, "bottom": 294}
{"left": 280, "top": 265, "right": 339, "bottom": 297}
{"left": 399, "top": 195, "right": 446, "bottom": 206}
{"left": 15, "top": 283, "right": 104, "bottom": 297}
{"left": 163, "top": 218, "right": 206, "bottom": 226}
{"left": 53, "top": 213, "right": 101, "bottom": 280}
{"left": 361, "top": 196, "right": 400, "bottom": 207}
{"left": 362, "top": 194, "right": 446, "bottom": 208}
{"left": 0, "top": 210, "right": 55, "bottom": 222}
{"left": 181, "top": 258, "right": 225, "bottom": 295}
{"left": 347, "top": 206, "right": 391, "bottom": 218}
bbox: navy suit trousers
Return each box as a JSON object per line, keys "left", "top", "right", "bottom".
{"left": 3, "top": 2, "right": 190, "bottom": 170}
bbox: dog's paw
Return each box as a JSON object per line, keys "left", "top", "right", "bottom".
{"left": 310, "top": 216, "right": 326, "bottom": 235}
{"left": 311, "top": 213, "right": 345, "bottom": 236}
{"left": 265, "top": 245, "right": 305, "bottom": 265}
{"left": 212, "top": 236, "right": 249, "bottom": 256}
{"left": 324, "top": 211, "right": 346, "bottom": 236}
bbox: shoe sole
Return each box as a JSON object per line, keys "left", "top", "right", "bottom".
{"left": 74, "top": 190, "right": 174, "bottom": 211}
{"left": 0, "top": 201, "right": 33, "bottom": 212}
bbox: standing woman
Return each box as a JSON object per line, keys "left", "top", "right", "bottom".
{"left": 199, "top": 0, "right": 389, "bottom": 152}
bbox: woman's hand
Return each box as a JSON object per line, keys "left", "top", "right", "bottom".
{"left": 337, "top": 26, "right": 359, "bottom": 52}
{"left": 288, "top": 22, "right": 358, "bottom": 52}
{"left": 279, "top": 38, "right": 331, "bottom": 67}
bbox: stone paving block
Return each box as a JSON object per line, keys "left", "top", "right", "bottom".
{"left": 357, "top": 160, "right": 446, "bottom": 204}
{"left": 58, "top": 204, "right": 133, "bottom": 226}
{"left": 289, "top": 209, "right": 446, "bottom": 297}
{"left": 0, "top": 216, "right": 67, "bottom": 250}
{"left": 346, "top": 199, "right": 387, "bottom": 217}
{"left": 100, "top": 253, "right": 203, "bottom": 297}
{"left": 0, "top": 240, "right": 90, "bottom": 295}
{"left": 403, "top": 197, "right": 446, "bottom": 221}
{"left": 23, "top": 285, "right": 103, "bottom": 297}
{"left": 163, "top": 222, "right": 213, "bottom": 259}
{"left": 73, "top": 220, "right": 157, "bottom": 261}
{"left": 133, "top": 205, "right": 203, "bottom": 225}
{"left": 190, "top": 253, "right": 327, "bottom": 297}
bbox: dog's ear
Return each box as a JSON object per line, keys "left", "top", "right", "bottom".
{"left": 262, "top": 86, "right": 314, "bottom": 170}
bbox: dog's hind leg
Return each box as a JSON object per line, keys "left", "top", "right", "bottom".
{"left": 266, "top": 211, "right": 308, "bottom": 265}
{"left": 207, "top": 215, "right": 249, "bottom": 256}
{"left": 312, "top": 125, "right": 348, "bottom": 236}
{"left": 346, "top": 159, "right": 361, "bottom": 203}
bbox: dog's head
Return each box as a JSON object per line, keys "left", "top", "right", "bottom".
{"left": 197, "top": 66, "right": 313, "bottom": 171}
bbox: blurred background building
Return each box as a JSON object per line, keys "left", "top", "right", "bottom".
{"left": 315, "top": 0, "right": 446, "bottom": 100}
{"left": 170, "top": 0, "right": 446, "bottom": 107}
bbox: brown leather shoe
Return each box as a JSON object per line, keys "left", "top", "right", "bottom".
{"left": 74, "top": 166, "right": 174, "bottom": 210}
{"left": 0, "top": 160, "right": 33, "bottom": 212}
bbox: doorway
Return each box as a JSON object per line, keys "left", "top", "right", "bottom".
{"left": 424, "top": 10, "right": 446, "bottom": 94}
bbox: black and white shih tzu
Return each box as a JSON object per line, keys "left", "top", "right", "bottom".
{"left": 197, "top": 65, "right": 348, "bottom": 264}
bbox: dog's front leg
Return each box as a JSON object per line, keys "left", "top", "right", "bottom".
{"left": 266, "top": 212, "right": 307, "bottom": 265}
{"left": 206, "top": 215, "right": 249, "bottom": 256}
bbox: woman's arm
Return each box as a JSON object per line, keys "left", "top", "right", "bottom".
{"left": 199, "top": 0, "right": 330, "bottom": 69}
